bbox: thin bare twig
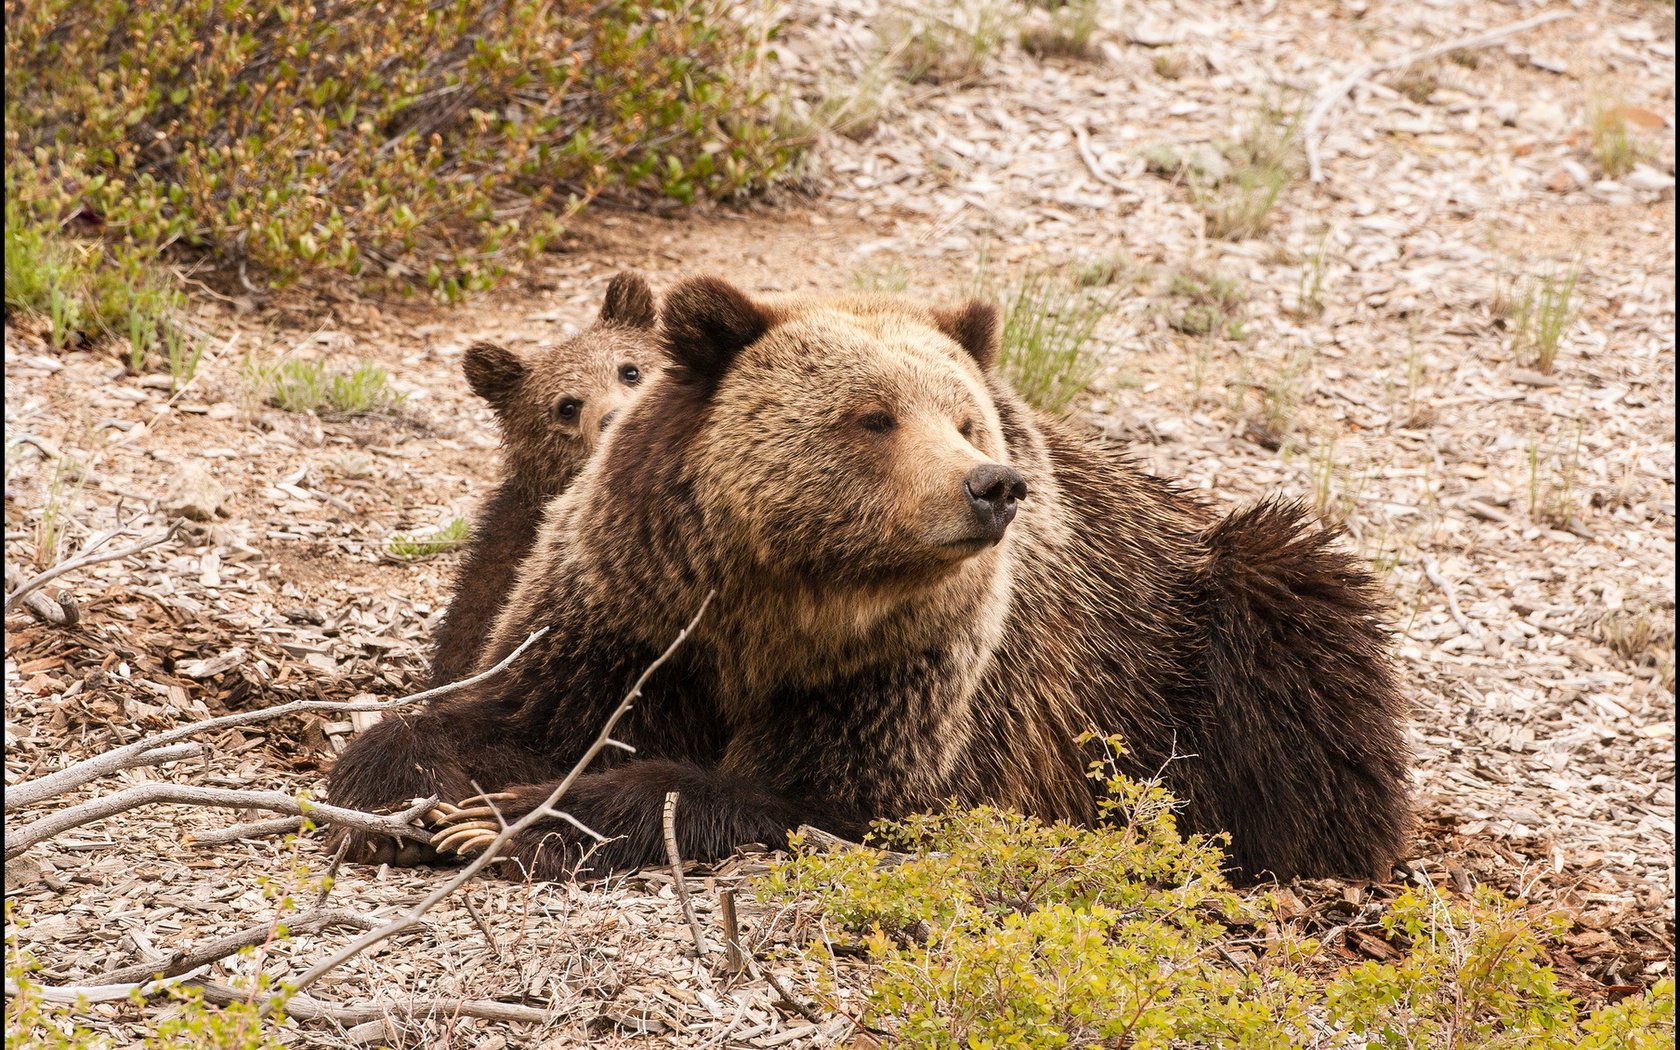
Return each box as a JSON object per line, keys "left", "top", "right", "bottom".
{"left": 88, "top": 908, "right": 378, "bottom": 987}
{"left": 6, "top": 785, "right": 439, "bottom": 859}
{"left": 1422, "top": 554, "right": 1480, "bottom": 642}
{"left": 1303, "top": 10, "right": 1574, "bottom": 182}
{"left": 266, "top": 592, "right": 715, "bottom": 1011}
{"left": 664, "top": 790, "right": 711, "bottom": 956}
{"left": 1070, "top": 121, "right": 1131, "bottom": 193}
{"left": 4, "top": 627, "right": 549, "bottom": 811}
{"left": 4, "top": 524, "right": 181, "bottom": 615}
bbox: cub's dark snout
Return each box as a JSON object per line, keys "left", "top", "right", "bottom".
{"left": 964, "top": 464, "right": 1027, "bottom": 541}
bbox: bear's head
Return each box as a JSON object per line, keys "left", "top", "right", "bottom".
{"left": 464, "top": 272, "right": 663, "bottom": 496}
{"left": 638, "top": 275, "right": 1029, "bottom": 593}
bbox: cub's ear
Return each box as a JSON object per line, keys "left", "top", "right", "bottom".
{"left": 599, "top": 271, "right": 657, "bottom": 330}
{"left": 931, "top": 299, "right": 999, "bottom": 370}
{"left": 660, "top": 275, "right": 772, "bottom": 383}
{"left": 463, "top": 342, "right": 526, "bottom": 411}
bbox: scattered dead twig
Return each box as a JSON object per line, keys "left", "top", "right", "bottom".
{"left": 720, "top": 888, "right": 747, "bottom": 977}
{"left": 663, "top": 790, "right": 711, "bottom": 956}
{"left": 6, "top": 785, "right": 439, "bottom": 860}
{"left": 87, "top": 908, "right": 379, "bottom": 987}
{"left": 264, "top": 592, "right": 714, "bottom": 1012}
{"left": 763, "top": 968, "right": 827, "bottom": 1026}
{"left": 1422, "top": 554, "right": 1481, "bottom": 643}
{"left": 1070, "top": 120, "right": 1132, "bottom": 193}
{"left": 3, "top": 523, "right": 181, "bottom": 616}
{"left": 1303, "top": 9, "right": 1575, "bottom": 182}
{"left": 4, "top": 626, "right": 549, "bottom": 811}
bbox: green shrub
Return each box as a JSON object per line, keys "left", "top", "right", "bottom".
{"left": 758, "top": 737, "right": 1677, "bottom": 1049}
{"left": 6, "top": 0, "right": 797, "bottom": 299}
{"left": 388, "top": 517, "right": 470, "bottom": 559}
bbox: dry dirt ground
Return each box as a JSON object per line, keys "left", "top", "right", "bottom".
{"left": 5, "top": 0, "right": 1676, "bottom": 1046}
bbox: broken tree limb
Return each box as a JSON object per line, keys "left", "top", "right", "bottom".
{"left": 266, "top": 592, "right": 715, "bottom": 1011}
{"left": 4, "top": 626, "right": 548, "bottom": 811}
{"left": 6, "top": 786, "right": 438, "bottom": 860}
{"left": 1303, "top": 9, "right": 1574, "bottom": 183}
{"left": 88, "top": 908, "right": 379, "bottom": 986}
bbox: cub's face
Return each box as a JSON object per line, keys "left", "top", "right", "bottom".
{"left": 465, "top": 273, "right": 663, "bottom": 488}
{"left": 675, "top": 288, "right": 1027, "bottom": 586}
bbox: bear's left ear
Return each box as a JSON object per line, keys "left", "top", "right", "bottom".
{"left": 931, "top": 300, "right": 999, "bottom": 370}
{"left": 599, "top": 272, "right": 657, "bottom": 330}
{"left": 660, "top": 275, "right": 773, "bottom": 384}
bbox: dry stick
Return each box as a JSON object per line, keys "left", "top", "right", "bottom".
{"left": 1421, "top": 554, "right": 1479, "bottom": 641}
{"left": 3, "top": 524, "right": 180, "bottom": 615}
{"left": 663, "top": 790, "right": 711, "bottom": 956}
{"left": 6, "top": 786, "right": 439, "bottom": 860}
{"left": 189, "top": 815, "right": 304, "bottom": 847}
{"left": 1070, "top": 121, "right": 1131, "bottom": 192}
{"left": 87, "top": 909, "right": 378, "bottom": 986}
{"left": 4, "top": 626, "right": 548, "bottom": 810}
{"left": 11, "top": 978, "right": 553, "bottom": 1026}
{"left": 1302, "top": 9, "right": 1575, "bottom": 183}
{"left": 720, "top": 889, "right": 746, "bottom": 977}
{"left": 265, "top": 592, "right": 716, "bottom": 1014}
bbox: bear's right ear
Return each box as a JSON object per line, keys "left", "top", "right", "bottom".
{"left": 599, "top": 272, "right": 657, "bottom": 330}
{"left": 931, "top": 299, "right": 1000, "bottom": 371}
{"left": 463, "top": 342, "right": 526, "bottom": 411}
{"left": 660, "top": 276, "right": 772, "bottom": 383}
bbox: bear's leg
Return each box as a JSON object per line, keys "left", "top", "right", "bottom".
{"left": 428, "top": 758, "right": 854, "bottom": 880}
{"left": 326, "top": 708, "right": 563, "bottom": 866}
{"left": 1193, "top": 499, "right": 1413, "bottom": 882}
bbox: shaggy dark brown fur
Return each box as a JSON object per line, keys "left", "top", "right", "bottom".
{"left": 427, "top": 273, "right": 664, "bottom": 688}
{"left": 330, "top": 276, "right": 1412, "bottom": 882}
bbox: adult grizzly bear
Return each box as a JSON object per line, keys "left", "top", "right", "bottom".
{"left": 428, "top": 273, "right": 663, "bottom": 687}
{"left": 330, "top": 277, "right": 1412, "bottom": 882}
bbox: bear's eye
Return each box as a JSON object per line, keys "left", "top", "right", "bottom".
{"left": 858, "top": 411, "right": 897, "bottom": 434}
{"left": 619, "top": 364, "right": 642, "bottom": 385}
{"left": 556, "top": 398, "right": 583, "bottom": 421}
{"left": 958, "top": 418, "right": 976, "bottom": 440}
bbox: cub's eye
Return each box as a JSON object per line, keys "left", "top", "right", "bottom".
{"left": 859, "top": 411, "right": 897, "bottom": 434}
{"left": 619, "top": 364, "right": 642, "bottom": 384}
{"left": 556, "top": 398, "right": 582, "bottom": 421}
{"left": 958, "top": 418, "right": 976, "bottom": 440}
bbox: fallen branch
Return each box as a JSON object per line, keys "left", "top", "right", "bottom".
{"left": 187, "top": 815, "right": 304, "bottom": 847}
{"left": 5, "top": 565, "right": 79, "bottom": 626}
{"left": 4, "top": 523, "right": 181, "bottom": 615}
{"left": 88, "top": 908, "right": 378, "bottom": 986}
{"left": 4, "top": 627, "right": 549, "bottom": 811}
{"left": 7, "top": 787, "right": 438, "bottom": 860}
{"left": 1302, "top": 9, "right": 1574, "bottom": 182}
{"left": 1070, "top": 121, "right": 1132, "bottom": 192}
{"left": 1422, "top": 554, "right": 1482, "bottom": 644}
{"left": 265, "top": 592, "right": 715, "bottom": 1011}
{"left": 663, "top": 790, "right": 711, "bottom": 956}
{"left": 9, "top": 976, "right": 554, "bottom": 1026}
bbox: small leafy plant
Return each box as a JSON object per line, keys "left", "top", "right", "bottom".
{"left": 387, "top": 518, "right": 471, "bottom": 560}
{"left": 246, "top": 359, "right": 404, "bottom": 416}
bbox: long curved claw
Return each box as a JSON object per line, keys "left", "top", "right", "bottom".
{"left": 431, "top": 820, "right": 502, "bottom": 857}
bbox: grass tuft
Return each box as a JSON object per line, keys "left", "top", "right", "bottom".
{"left": 1020, "top": 0, "right": 1101, "bottom": 59}
{"left": 1504, "top": 264, "right": 1581, "bottom": 374}
{"left": 246, "top": 359, "right": 405, "bottom": 416}
{"left": 995, "top": 268, "right": 1112, "bottom": 413}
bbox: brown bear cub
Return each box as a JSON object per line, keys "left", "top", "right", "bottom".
{"left": 330, "top": 277, "right": 1412, "bottom": 883}
{"left": 427, "top": 272, "right": 663, "bottom": 688}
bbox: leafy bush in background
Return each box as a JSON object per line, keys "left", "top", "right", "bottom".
{"left": 5, "top": 0, "right": 798, "bottom": 300}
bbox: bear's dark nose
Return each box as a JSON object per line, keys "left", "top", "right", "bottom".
{"left": 963, "top": 464, "right": 1028, "bottom": 540}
